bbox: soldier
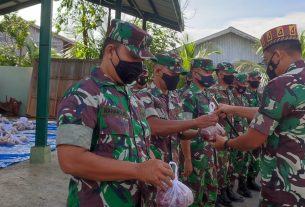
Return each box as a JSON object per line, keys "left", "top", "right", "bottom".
{"left": 181, "top": 58, "right": 218, "bottom": 207}
{"left": 55, "top": 19, "right": 176, "bottom": 207}
{"left": 209, "top": 62, "right": 242, "bottom": 207}
{"left": 245, "top": 70, "right": 262, "bottom": 191}
{"left": 228, "top": 73, "right": 252, "bottom": 198}
{"left": 213, "top": 24, "right": 305, "bottom": 206}
{"left": 137, "top": 53, "right": 219, "bottom": 205}
{"left": 130, "top": 65, "right": 149, "bottom": 93}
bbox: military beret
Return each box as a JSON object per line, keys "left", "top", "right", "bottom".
{"left": 260, "top": 24, "right": 299, "bottom": 52}
{"left": 107, "top": 19, "right": 155, "bottom": 60}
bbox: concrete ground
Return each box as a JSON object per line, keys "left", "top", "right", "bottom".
{"left": 0, "top": 152, "right": 260, "bottom": 207}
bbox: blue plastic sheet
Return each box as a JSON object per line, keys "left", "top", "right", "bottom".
{"left": 0, "top": 121, "right": 57, "bottom": 169}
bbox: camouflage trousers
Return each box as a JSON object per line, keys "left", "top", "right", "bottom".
{"left": 228, "top": 149, "right": 250, "bottom": 185}
{"left": 182, "top": 142, "right": 218, "bottom": 207}
{"left": 216, "top": 150, "right": 230, "bottom": 190}
{"left": 247, "top": 148, "right": 261, "bottom": 179}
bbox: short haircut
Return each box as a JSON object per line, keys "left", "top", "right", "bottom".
{"left": 265, "top": 40, "right": 302, "bottom": 54}
{"left": 100, "top": 37, "right": 121, "bottom": 59}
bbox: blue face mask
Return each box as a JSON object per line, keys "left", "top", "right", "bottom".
{"left": 198, "top": 75, "right": 215, "bottom": 88}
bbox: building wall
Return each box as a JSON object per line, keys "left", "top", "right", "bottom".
{"left": 195, "top": 33, "right": 262, "bottom": 65}
{"left": 0, "top": 66, "right": 33, "bottom": 115}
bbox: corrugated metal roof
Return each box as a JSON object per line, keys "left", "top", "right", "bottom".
{"left": 0, "top": 0, "right": 184, "bottom": 32}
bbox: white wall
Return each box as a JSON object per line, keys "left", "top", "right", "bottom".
{"left": 0, "top": 66, "right": 33, "bottom": 115}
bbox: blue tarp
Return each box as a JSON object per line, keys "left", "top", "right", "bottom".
{"left": 0, "top": 121, "right": 57, "bottom": 169}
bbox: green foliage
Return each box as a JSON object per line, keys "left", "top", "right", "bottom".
{"left": 55, "top": 0, "right": 106, "bottom": 59}
{"left": 177, "top": 34, "right": 221, "bottom": 88}
{"left": 0, "top": 13, "right": 34, "bottom": 66}
{"left": 0, "top": 44, "right": 18, "bottom": 66}
{"left": 300, "top": 31, "right": 305, "bottom": 59}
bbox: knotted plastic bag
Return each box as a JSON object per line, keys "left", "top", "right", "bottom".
{"left": 199, "top": 123, "right": 225, "bottom": 142}
{"left": 156, "top": 162, "right": 194, "bottom": 207}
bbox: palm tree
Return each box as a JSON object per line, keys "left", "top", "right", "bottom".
{"left": 179, "top": 34, "right": 221, "bottom": 71}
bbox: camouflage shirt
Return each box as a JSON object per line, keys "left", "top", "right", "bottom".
{"left": 209, "top": 84, "right": 235, "bottom": 137}
{"left": 232, "top": 92, "right": 249, "bottom": 134}
{"left": 137, "top": 82, "right": 183, "bottom": 163}
{"left": 56, "top": 68, "right": 151, "bottom": 207}
{"left": 245, "top": 89, "right": 261, "bottom": 107}
{"left": 181, "top": 82, "right": 215, "bottom": 161}
{"left": 250, "top": 60, "right": 305, "bottom": 206}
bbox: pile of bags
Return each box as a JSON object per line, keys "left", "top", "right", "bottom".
{"left": 0, "top": 115, "right": 34, "bottom": 145}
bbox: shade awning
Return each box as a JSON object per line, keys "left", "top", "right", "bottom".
{"left": 0, "top": 0, "right": 41, "bottom": 15}
{"left": 86, "top": 0, "right": 184, "bottom": 32}
{"left": 0, "top": 0, "right": 184, "bottom": 32}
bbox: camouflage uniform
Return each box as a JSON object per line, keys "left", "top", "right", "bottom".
{"left": 209, "top": 63, "right": 236, "bottom": 192}
{"left": 251, "top": 24, "right": 305, "bottom": 206}
{"left": 245, "top": 71, "right": 262, "bottom": 180}
{"left": 250, "top": 60, "right": 305, "bottom": 206}
{"left": 136, "top": 53, "right": 185, "bottom": 205}
{"left": 228, "top": 73, "right": 250, "bottom": 185}
{"left": 56, "top": 19, "right": 155, "bottom": 207}
{"left": 181, "top": 59, "right": 218, "bottom": 207}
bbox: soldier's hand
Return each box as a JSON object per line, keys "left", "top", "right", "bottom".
{"left": 182, "top": 159, "right": 193, "bottom": 177}
{"left": 136, "top": 159, "right": 174, "bottom": 191}
{"left": 194, "top": 113, "right": 218, "bottom": 129}
{"left": 215, "top": 103, "right": 234, "bottom": 117}
{"left": 210, "top": 134, "right": 227, "bottom": 150}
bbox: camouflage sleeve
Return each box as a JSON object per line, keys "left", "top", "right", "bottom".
{"left": 181, "top": 92, "right": 195, "bottom": 120}
{"left": 250, "top": 80, "right": 296, "bottom": 135}
{"left": 56, "top": 84, "right": 99, "bottom": 150}
{"left": 136, "top": 91, "right": 159, "bottom": 119}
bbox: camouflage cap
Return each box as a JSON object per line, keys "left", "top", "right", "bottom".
{"left": 107, "top": 19, "right": 155, "bottom": 60}
{"left": 234, "top": 73, "right": 248, "bottom": 83}
{"left": 191, "top": 58, "right": 215, "bottom": 71}
{"left": 248, "top": 70, "right": 261, "bottom": 79}
{"left": 216, "top": 62, "right": 237, "bottom": 73}
{"left": 154, "top": 53, "right": 187, "bottom": 74}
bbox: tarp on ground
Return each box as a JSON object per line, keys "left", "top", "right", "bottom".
{"left": 0, "top": 121, "right": 57, "bottom": 169}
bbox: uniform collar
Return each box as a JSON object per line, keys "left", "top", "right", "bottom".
{"left": 189, "top": 82, "right": 202, "bottom": 94}
{"left": 287, "top": 60, "right": 305, "bottom": 73}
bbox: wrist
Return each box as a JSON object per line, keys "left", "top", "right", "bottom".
{"left": 224, "top": 139, "right": 231, "bottom": 150}
{"left": 134, "top": 162, "right": 143, "bottom": 181}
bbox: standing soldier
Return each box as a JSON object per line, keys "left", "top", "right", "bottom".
{"left": 210, "top": 62, "right": 242, "bottom": 207}
{"left": 228, "top": 73, "right": 252, "bottom": 198}
{"left": 245, "top": 70, "right": 262, "bottom": 192}
{"left": 178, "top": 71, "right": 192, "bottom": 96}
{"left": 56, "top": 19, "right": 175, "bottom": 207}
{"left": 137, "top": 53, "right": 219, "bottom": 205}
{"left": 213, "top": 24, "right": 305, "bottom": 207}
{"left": 181, "top": 58, "right": 218, "bottom": 207}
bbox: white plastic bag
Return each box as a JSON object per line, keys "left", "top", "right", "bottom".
{"left": 156, "top": 162, "right": 194, "bottom": 207}
{"left": 199, "top": 123, "right": 225, "bottom": 142}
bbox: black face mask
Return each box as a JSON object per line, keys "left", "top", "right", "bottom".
{"left": 266, "top": 53, "right": 280, "bottom": 80}
{"left": 249, "top": 80, "right": 260, "bottom": 89}
{"left": 110, "top": 50, "right": 143, "bottom": 84}
{"left": 236, "top": 85, "right": 247, "bottom": 94}
{"left": 198, "top": 75, "right": 215, "bottom": 88}
{"left": 186, "top": 80, "right": 192, "bottom": 86}
{"left": 223, "top": 74, "right": 235, "bottom": 85}
{"left": 162, "top": 73, "right": 180, "bottom": 91}
{"left": 137, "top": 75, "right": 148, "bottom": 86}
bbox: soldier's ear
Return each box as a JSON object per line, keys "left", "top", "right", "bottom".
{"left": 104, "top": 44, "right": 116, "bottom": 59}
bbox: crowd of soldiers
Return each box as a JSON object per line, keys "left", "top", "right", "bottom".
{"left": 56, "top": 19, "right": 305, "bottom": 207}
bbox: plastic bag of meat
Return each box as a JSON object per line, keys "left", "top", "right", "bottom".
{"left": 156, "top": 162, "right": 194, "bottom": 207}
{"left": 198, "top": 123, "right": 225, "bottom": 142}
